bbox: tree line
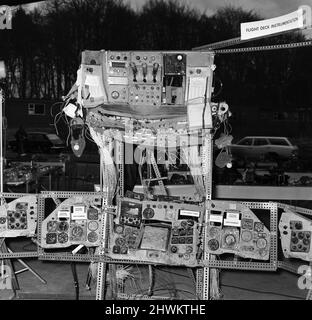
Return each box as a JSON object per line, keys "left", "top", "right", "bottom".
{"left": 0, "top": 0, "right": 311, "bottom": 110}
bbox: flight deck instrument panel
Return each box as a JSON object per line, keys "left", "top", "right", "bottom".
{"left": 80, "top": 50, "right": 215, "bottom": 124}
{"left": 0, "top": 195, "right": 37, "bottom": 238}
{"left": 107, "top": 197, "right": 204, "bottom": 266}
{"left": 41, "top": 195, "right": 103, "bottom": 249}
{"left": 205, "top": 201, "right": 271, "bottom": 260}
{"left": 279, "top": 210, "right": 312, "bottom": 261}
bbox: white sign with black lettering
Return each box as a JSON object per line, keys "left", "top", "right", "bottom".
{"left": 224, "top": 212, "right": 241, "bottom": 227}
{"left": 224, "top": 219, "right": 241, "bottom": 227}
{"left": 58, "top": 208, "right": 70, "bottom": 219}
{"left": 209, "top": 214, "right": 223, "bottom": 223}
{"left": 72, "top": 205, "right": 87, "bottom": 220}
{"left": 179, "top": 209, "right": 200, "bottom": 218}
{"left": 241, "top": 9, "right": 304, "bottom": 40}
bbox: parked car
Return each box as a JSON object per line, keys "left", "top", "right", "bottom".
{"left": 229, "top": 136, "right": 298, "bottom": 161}
{"left": 8, "top": 132, "right": 66, "bottom": 154}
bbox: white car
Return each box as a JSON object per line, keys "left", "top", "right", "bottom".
{"left": 229, "top": 136, "right": 298, "bottom": 161}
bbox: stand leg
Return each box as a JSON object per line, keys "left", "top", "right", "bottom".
{"left": 85, "top": 266, "right": 92, "bottom": 290}
{"left": 71, "top": 262, "right": 79, "bottom": 300}
{"left": 306, "top": 262, "right": 312, "bottom": 300}
{"left": 0, "top": 239, "right": 18, "bottom": 296}
{"left": 6, "top": 247, "right": 46, "bottom": 284}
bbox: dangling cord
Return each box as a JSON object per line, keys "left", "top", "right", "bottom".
{"left": 147, "top": 265, "right": 154, "bottom": 296}
{"left": 71, "top": 262, "right": 79, "bottom": 300}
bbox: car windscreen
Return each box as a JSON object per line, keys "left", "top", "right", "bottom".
{"left": 254, "top": 139, "right": 268, "bottom": 146}
{"left": 237, "top": 138, "right": 253, "bottom": 145}
{"left": 46, "top": 134, "right": 64, "bottom": 145}
{"left": 268, "top": 138, "right": 289, "bottom": 146}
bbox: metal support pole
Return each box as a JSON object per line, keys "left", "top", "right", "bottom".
{"left": 306, "top": 266, "right": 312, "bottom": 300}
{"left": 0, "top": 89, "right": 3, "bottom": 195}
{"left": 96, "top": 137, "right": 123, "bottom": 300}
{"left": 95, "top": 151, "right": 108, "bottom": 300}
{"left": 200, "top": 131, "right": 220, "bottom": 300}
{"left": 7, "top": 247, "right": 46, "bottom": 284}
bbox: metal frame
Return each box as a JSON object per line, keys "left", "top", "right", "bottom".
{"left": 96, "top": 137, "right": 124, "bottom": 300}
{"left": 95, "top": 194, "right": 108, "bottom": 300}
{"left": 201, "top": 201, "right": 278, "bottom": 271}
{"left": 87, "top": 129, "right": 312, "bottom": 299}
{"left": 276, "top": 203, "right": 312, "bottom": 275}
{"left": 199, "top": 131, "right": 213, "bottom": 299}
{"left": 37, "top": 191, "right": 109, "bottom": 262}
{"left": 0, "top": 192, "right": 39, "bottom": 259}
{"left": 117, "top": 293, "right": 171, "bottom": 300}
{"left": 0, "top": 89, "right": 3, "bottom": 196}
{"left": 33, "top": 147, "right": 312, "bottom": 300}
{"left": 192, "top": 28, "right": 308, "bottom": 51}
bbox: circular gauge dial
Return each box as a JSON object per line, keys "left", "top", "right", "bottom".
{"left": 88, "top": 221, "right": 99, "bottom": 231}
{"left": 87, "top": 232, "right": 98, "bottom": 243}
{"left": 225, "top": 234, "right": 236, "bottom": 246}
{"left": 58, "top": 221, "right": 69, "bottom": 232}
{"left": 115, "top": 237, "right": 126, "bottom": 246}
{"left": 208, "top": 239, "right": 219, "bottom": 251}
{"left": 256, "top": 238, "right": 267, "bottom": 249}
{"left": 71, "top": 226, "right": 84, "bottom": 238}
{"left": 58, "top": 232, "right": 68, "bottom": 244}
{"left": 143, "top": 207, "right": 154, "bottom": 219}
{"left": 241, "top": 230, "right": 252, "bottom": 242}
{"left": 47, "top": 221, "right": 58, "bottom": 232}
{"left": 115, "top": 225, "right": 124, "bottom": 234}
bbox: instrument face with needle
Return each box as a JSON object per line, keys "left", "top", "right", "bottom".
{"left": 0, "top": 195, "right": 37, "bottom": 238}
{"left": 205, "top": 201, "right": 271, "bottom": 261}
{"left": 41, "top": 196, "right": 103, "bottom": 249}
{"left": 80, "top": 50, "right": 215, "bottom": 120}
{"left": 107, "top": 197, "right": 203, "bottom": 267}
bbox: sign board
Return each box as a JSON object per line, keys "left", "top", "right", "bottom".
{"left": 241, "top": 8, "right": 304, "bottom": 40}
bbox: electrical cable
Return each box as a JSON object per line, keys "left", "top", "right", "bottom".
{"left": 202, "top": 78, "right": 208, "bottom": 130}
{"left": 71, "top": 262, "right": 79, "bottom": 300}
{"left": 221, "top": 283, "right": 305, "bottom": 300}
{"left": 132, "top": 285, "right": 198, "bottom": 299}
{"left": 154, "top": 266, "right": 192, "bottom": 279}
{"left": 134, "top": 264, "right": 146, "bottom": 296}
{"left": 53, "top": 111, "right": 63, "bottom": 136}
{"left": 153, "top": 267, "right": 203, "bottom": 299}
{"left": 50, "top": 101, "right": 64, "bottom": 118}
{"left": 148, "top": 265, "right": 305, "bottom": 300}
{"left": 211, "top": 77, "right": 223, "bottom": 99}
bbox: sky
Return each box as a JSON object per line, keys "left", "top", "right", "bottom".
{"left": 21, "top": 0, "right": 312, "bottom": 37}
{"left": 21, "top": 0, "right": 312, "bottom": 18}
{"left": 128, "top": 0, "right": 312, "bottom": 18}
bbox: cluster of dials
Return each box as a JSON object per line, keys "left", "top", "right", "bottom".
{"left": 0, "top": 196, "right": 37, "bottom": 238}
{"left": 112, "top": 224, "right": 141, "bottom": 254}
{"left": 106, "top": 51, "right": 163, "bottom": 106}
{"left": 168, "top": 219, "right": 197, "bottom": 262}
{"left": 80, "top": 50, "right": 214, "bottom": 109}
{"left": 279, "top": 211, "right": 312, "bottom": 261}
{"left": 41, "top": 197, "right": 102, "bottom": 249}
{"left": 108, "top": 197, "right": 202, "bottom": 266}
{"left": 206, "top": 201, "right": 270, "bottom": 260}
